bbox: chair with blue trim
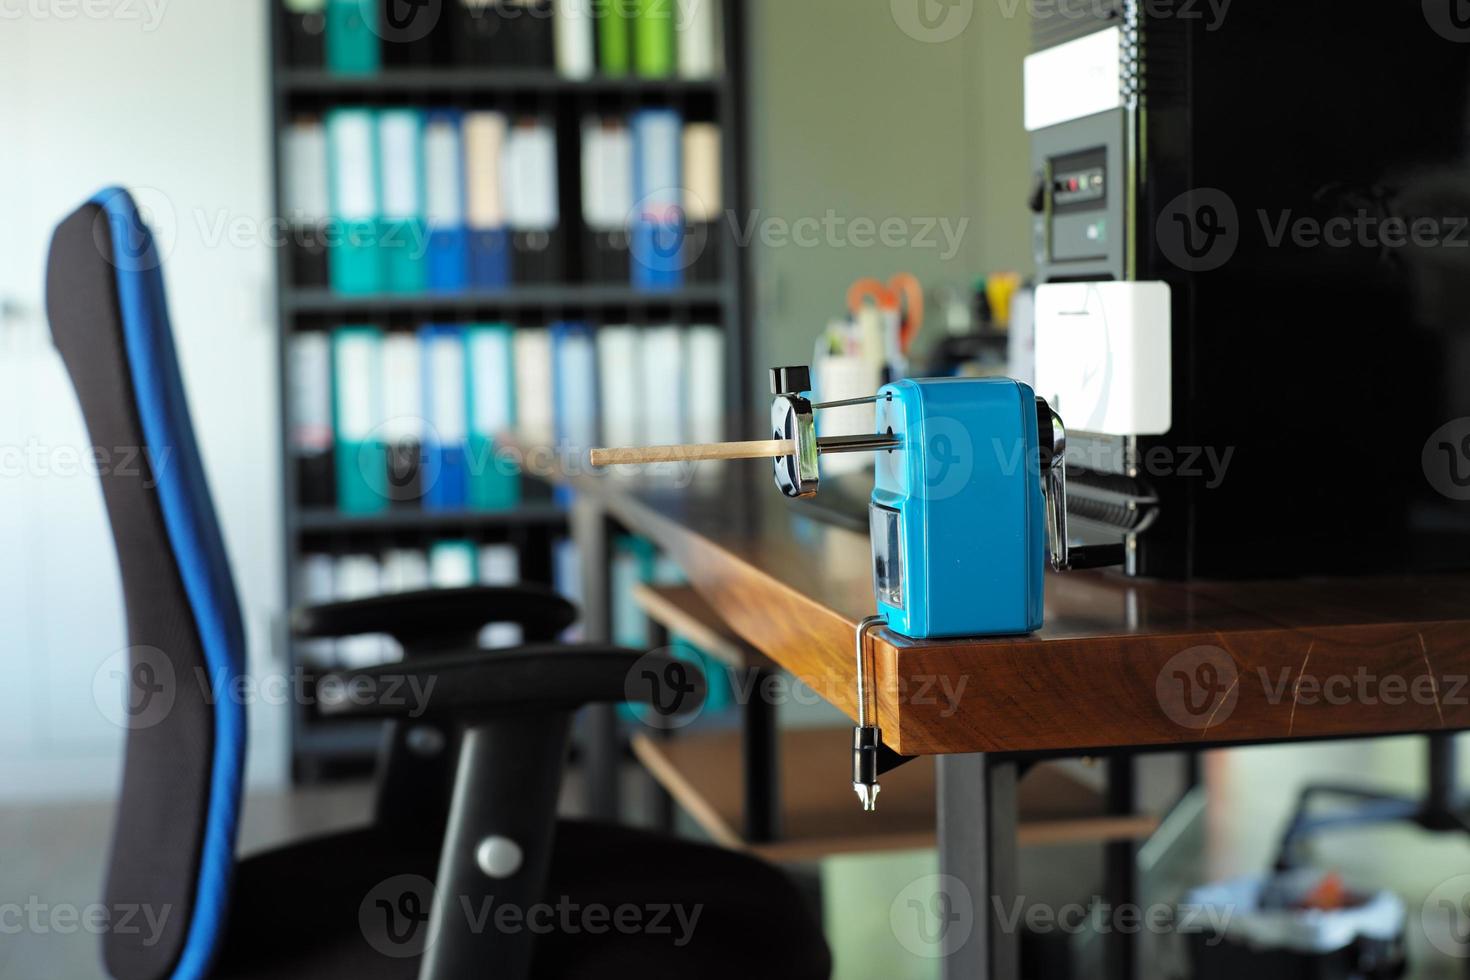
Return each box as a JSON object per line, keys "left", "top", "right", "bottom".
{"left": 45, "top": 188, "right": 831, "bottom": 980}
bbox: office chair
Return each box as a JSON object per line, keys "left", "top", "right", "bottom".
{"left": 45, "top": 188, "right": 831, "bottom": 980}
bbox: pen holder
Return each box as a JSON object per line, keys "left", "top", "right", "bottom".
{"left": 813, "top": 354, "right": 882, "bottom": 477}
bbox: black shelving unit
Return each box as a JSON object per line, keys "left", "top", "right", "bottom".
{"left": 284, "top": 283, "right": 727, "bottom": 316}
{"left": 278, "top": 68, "right": 722, "bottom": 96}
{"left": 267, "top": 2, "right": 751, "bottom": 780}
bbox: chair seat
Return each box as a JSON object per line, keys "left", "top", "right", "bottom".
{"left": 215, "top": 820, "right": 831, "bottom": 979}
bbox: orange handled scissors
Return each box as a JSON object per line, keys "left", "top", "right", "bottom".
{"left": 846, "top": 273, "right": 925, "bottom": 355}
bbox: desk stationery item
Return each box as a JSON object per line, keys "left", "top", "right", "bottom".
{"left": 282, "top": 0, "right": 327, "bottom": 68}
{"left": 288, "top": 332, "right": 334, "bottom": 508}
{"left": 282, "top": 117, "right": 330, "bottom": 288}
{"left": 424, "top": 112, "right": 470, "bottom": 291}
{"left": 811, "top": 353, "right": 880, "bottom": 478}
{"left": 598, "top": 0, "right": 633, "bottom": 75}
{"left": 466, "top": 323, "right": 520, "bottom": 509}
{"left": 676, "top": 0, "right": 720, "bottom": 79}
{"left": 463, "top": 111, "right": 511, "bottom": 288}
{"left": 847, "top": 273, "right": 924, "bottom": 379}
{"left": 633, "top": 0, "right": 675, "bottom": 77}
{"left": 325, "top": 109, "right": 382, "bottom": 294}
{"left": 453, "top": 0, "right": 553, "bottom": 67}
{"left": 330, "top": 326, "right": 387, "bottom": 514}
{"left": 381, "top": 332, "right": 424, "bottom": 506}
{"left": 377, "top": 109, "right": 427, "bottom": 294}
{"left": 682, "top": 123, "right": 722, "bottom": 283}
{"left": 501, "top": 0, "right": 555, "bottom": 68}
{"left": 554, "top": 0, "right": 595, "bottom": 78}
{"left": 420, "top": 325, "right": 470, "bottom": 509}
{"left": 591, "top": 364, "right": 1126, "bottom": 809}
{"left": 325, "top": 0, "right": 379, "bottom": 74}
{"left": 581, "top": 117, "right": 633, "bottom": 282}
{"left": 630, "top": 109, "right": 684, "bottom": 290}
{"left": 504, "top": 118, "right": 563, "bottom": 283}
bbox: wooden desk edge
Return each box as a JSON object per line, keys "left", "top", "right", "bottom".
{"left": 575, "top": 476, "right": 1470, "bottom": 757}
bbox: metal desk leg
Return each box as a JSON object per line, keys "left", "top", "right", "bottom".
{"left": 571, "top": 495, "right": 621, "bottom": 821}
{"left": 742, "top": 665, "right": 781, "bottom": 842}
{"left": 1105, "top": 755, "right": 1138, "bottom": 980}
{"left": 644, "top": 618, "right": 676, "bottom": 833}
{"left": 938, "top": 753, "right": 1020, "bottom": 980}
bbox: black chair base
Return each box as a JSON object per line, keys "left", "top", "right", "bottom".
{"left": 216, "top": 820, "right": 831, "bottom": 980}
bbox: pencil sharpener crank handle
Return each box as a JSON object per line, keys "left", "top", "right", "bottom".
{"left": 1037, "top": 398, "right": 1071, "bottom": 572}
{"left": 1037, "top": 397, "right": 1124, "bottom": 572}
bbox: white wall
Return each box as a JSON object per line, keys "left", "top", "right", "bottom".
{"left": 0, "top": 0, "right": 286, "bottom": 799}
{"left": 748, "top": 0, "right": 1032, "bottom": 416}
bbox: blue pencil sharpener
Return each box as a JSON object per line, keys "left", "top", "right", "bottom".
{"left": 592, "top": 365, "right": 1121, "bottom": 811}
{"left": 770, "top": 365, "right": 1112, "bottom": 641}
{"left": 770, "top": 364, "right": 1127, "bottom": 811}
{"left": 870, "top": 377, "right": 1047, "bottom": 637}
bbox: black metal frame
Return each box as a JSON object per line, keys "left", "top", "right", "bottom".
{"left": 938, "top": 754, "right": 1023, "bottom": 980}
{"left": 571, "top": 495, "right": 623, "bottom": 819}
{"left": 934, "top": 733, "right": 1470, "bottom": 980}
{"left": 1275, "top": 731, "right": 1470, "bottom": 870}
{"left": 266, "top": 0, "right": 754, "bottom": 780}
{"left": 420, "top": 714, "right": 572, "bottom": 977}
{"left": 931, "top": 752, "right": 1193, "bottom": 980}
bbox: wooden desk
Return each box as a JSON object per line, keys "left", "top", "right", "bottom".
{"left": 577, "top": 461, "right": 1470, "bottom": 756}
{"left": 568, "top": 460, "right": 1470, "bottom": 980}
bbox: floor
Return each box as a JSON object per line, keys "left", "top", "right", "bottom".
{"left": 5, "top": 738, "right": 1470, "bottom": 979}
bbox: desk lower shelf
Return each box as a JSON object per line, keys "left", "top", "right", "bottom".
{"left": 632, "top": 727, "right": 1159, "bottom": 863}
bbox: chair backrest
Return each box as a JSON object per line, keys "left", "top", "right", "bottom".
{"left": 46, "top": 188, "right": 247, "bottom": 980}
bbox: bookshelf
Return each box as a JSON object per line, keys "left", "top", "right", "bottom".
{"left": 267, "top": 0, "right": 751, "bottom": 780}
